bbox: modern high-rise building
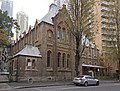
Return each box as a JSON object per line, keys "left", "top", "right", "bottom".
{"left": 16, "top": 11, "right": 28, "bottom": 39}
{"left": 94, "top": 0, "right": 116, "bottom": 54}
{"left": 1, "top": 0, "right": 13, "bottom": 17}
{"left": 93, "top": 0, "right": 117, "bottom": 74}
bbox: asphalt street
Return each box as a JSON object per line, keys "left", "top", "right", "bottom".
{"left": 2, "top": 83, "right": 120, "bottom": 91}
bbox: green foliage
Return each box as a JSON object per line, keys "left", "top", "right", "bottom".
{"left": 0, "top": 9, "right": 20, "bottom": 46}
{"left": 0, "top": 29, "right": 9, "bottom": 47}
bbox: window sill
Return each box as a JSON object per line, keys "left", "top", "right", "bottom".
{"left": 25, "top": 69, "right": 38, "bottom": 71}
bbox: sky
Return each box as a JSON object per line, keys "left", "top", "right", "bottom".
{"left": 0, "top": 0, "right": 54, "bottom": 39}
{"left": 12, "top": 0, "right": 54, "bottom": 26}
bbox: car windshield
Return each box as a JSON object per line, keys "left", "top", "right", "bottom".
{"left": 77, "top": 76, "right": 84, "bottom": 78}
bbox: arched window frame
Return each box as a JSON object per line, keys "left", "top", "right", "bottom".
{"left": 47, "top": 29, "right": 53, "bottom": 39}
{"left": 57, "top": 26, "right": 61, "bottom": 39}
{"left": 66, "top": 29, "right": 69, "bottom": 42}
{"left": 62, "top": 53, "right": 66, "bottom": 67}
{"left": 61, "top": 28, "right": 66, "bottom": 40}
{"left": 57, "top": 52, "right": 61, "bottom": 67}
{"left": 67, "top": 54, "right": 70, "bottom": 68}
{"left": 47, "top": 51, "right": 51, "bottom": 67}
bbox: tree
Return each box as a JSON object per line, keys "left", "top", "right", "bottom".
{"left": 0, "top": 9, "right": 19, "bottom": 47}
{"left": 67, "top": 0, "right": 95, "bottom": 76}
{"left": 0, "top": 29, "right": 9, "bottom": 47}
{"left": 114, "top": 0, "right": 120, "bottom": 79}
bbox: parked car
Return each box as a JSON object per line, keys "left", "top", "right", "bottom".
{"left": 73, "top": 75, "right": 99, "bottom": 86}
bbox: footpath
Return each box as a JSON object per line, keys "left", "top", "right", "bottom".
{"left": 0, "top": 80, "right": 119, "bottom": 90}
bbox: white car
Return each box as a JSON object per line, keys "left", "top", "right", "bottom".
{"left": 73, "top": 75, "right": 99, "bottom": 86}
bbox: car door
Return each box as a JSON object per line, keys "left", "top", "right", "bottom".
{"left": 85, "top": 76, "right": 92, "bottom": 85}
{"left": 91, "top": 77, "right": 97, "bottom": 84}
{"left": 86, "top": 76, "right": 95, "bottom": 85}
{"left": 89, "top": 77, "right": 96, "bottom": 85}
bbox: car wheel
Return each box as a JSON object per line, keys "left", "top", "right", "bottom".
{"left": 96, "top": 81, "right": 99, "bottom": 86}
{"left": 84, "top": 82, "right": 88, "bottom": 86}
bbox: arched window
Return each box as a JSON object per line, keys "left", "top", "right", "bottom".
{"left": 61, "top": 28, "right": 65, "bottom": 40}
{"left": 67, "top": 54, "right": 70, "bottom": 68}
{"left": 47, "top": 30, "right": 53, "bottom": 38}
{"left": 57, "top": 52, "right": 61, "bottom": 67}
{"left": 47, "top": 51, "right": 51, "bottom": 67}
{"left": 66, "top": 30, "right": 69, "bottom": 42}
{"left": 62, "top": 53, "right": 66, "bottom": 67}
{"left": 57, "top": 26, "right": 61, "bottom": 39}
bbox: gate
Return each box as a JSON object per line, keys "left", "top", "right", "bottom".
{"left": 0, "top": 47, "right": 9, "bottom": 82}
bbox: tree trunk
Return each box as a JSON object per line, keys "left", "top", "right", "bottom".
{"left": 75, "top": 37, "right": 82, "bottom": 76}
{"left": 118, "top": 58, "right": 120, "bottom": 80}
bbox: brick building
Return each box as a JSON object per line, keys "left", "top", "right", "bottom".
{"left": 9, "top": 3, "right": 104, "bottom": 82}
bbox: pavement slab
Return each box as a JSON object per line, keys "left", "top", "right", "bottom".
{"left": 0, "top": 83, "right": 12, "bottom": 90}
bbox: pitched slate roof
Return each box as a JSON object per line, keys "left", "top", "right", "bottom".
{"left": 15, "top": 45, "right": 42, "bottom": 58}
{"left": 38, "top": 3, "right": 59, "bottom": 24}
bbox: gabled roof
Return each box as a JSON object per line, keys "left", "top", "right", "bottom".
{"left": 38, "top": 3, "right": 59, "bottom": 25}
{"left": 15, "top": 45, "right": 42, "bottom": 58}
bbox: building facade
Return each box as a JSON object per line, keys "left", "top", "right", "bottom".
{"left": 93, "top": 0, "right": 118, "bottom": 75}
{"left": 1, "top": 0, "right": 13, "bottom": 17}
{"left": 16, "top": 11, "right": 28, "bottom": 40}
{"left": 9, "top": 3, "right": 104, "bottom": 82}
